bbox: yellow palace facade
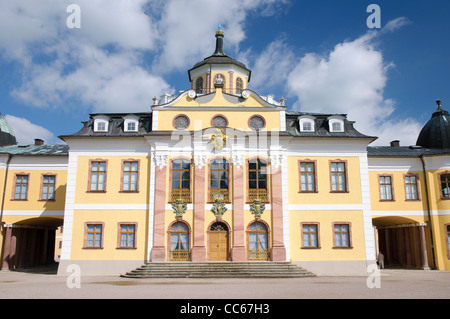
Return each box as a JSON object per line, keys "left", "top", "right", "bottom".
{"left": 1, "top": 29, "right": 450, "bottom": 276}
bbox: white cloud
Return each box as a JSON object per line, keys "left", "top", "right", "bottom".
{"left": 1, "top": 0, "right": 171, "bottom": 113}
{"left": 285, "top": 26, "right": 421, "bottom": 146}
{"left": 381, "top": 17, "right": 411, "bottom": 34}
{"left": 4, "top": 115, "right": 58, "bottom": 145}
{"left": 2, "top": 0, "right": 289, "bottom": 114}
{"left": 249, "top": 37, "right": 295, "bottom": 93}
{"left": 152, "top": 0, "right": 289, "bottom": 73}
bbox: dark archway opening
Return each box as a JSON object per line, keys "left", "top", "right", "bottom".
{"left": 373, "top": 216, "right": 432, "bottom": 269}
{"left": 2, "top": 217, "right": 63, "bottom": 273}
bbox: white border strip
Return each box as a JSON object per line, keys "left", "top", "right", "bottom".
{"left": 288, "top": 204, "right": 364, "bottom": 211}
{"left": 2, "top": 210, "right": 64, "bottom": 216}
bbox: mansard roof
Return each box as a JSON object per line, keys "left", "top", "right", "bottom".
{"left": 285, "top": 111, "right": 376, "bottom": 140}
{"left": 0, "top": 144, "right": 68, "bottom": 156}
{"left": 59, "top": 112, "right": 152, "bottom": 140}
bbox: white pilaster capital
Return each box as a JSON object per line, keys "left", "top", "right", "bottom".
{"left": 153, "top": 154, "right": 168, "bottom": 170}
{"left": 194, "top": 154, "right": 206, "bottom": 169}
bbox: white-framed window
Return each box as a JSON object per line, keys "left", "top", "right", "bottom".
{"left": 328, "top": 116, "right": 345, "bottom": 133}
{"left": 123, "top": 115, "right": 139, "bottom": 132}
{"left": 298, "top": 116, "right": 315, "bottom": 132}
{"left": 93, "top": 116, "right": 109, "bottom": 132}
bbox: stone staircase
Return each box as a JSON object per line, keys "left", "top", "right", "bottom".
{"left": 121, "top": 262, "right": 315, "bottom": 278}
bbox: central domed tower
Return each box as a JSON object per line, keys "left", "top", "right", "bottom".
{"left": 416, "top": 100, "right": 450, "bottom": 149}
{"left": 187, "top": 26, "right": 252, "bottom": 95}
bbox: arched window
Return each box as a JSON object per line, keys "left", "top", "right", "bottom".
{"left": 248, "top": 158, "right": 268, "bottom": 202}
{"left": 236, "top": 77, "right": 243, "bottom": 94}
{"left": 195, "top": 77, "right": 204, "bottom": 94}
{"left": 248, "top": 222, "right": 268, "bottom": 261}
{"left": 169, "top": 222, "right": 190, "bottom": 261}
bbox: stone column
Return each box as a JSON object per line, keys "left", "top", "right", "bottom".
{"left": 405, "top": 227, "right": 412, "bottom": 267}
{"left": 270, "top": 156, "right": 286, "bottom": 261}
{"left": 151, "top": 155, "right": 168, "bottom": 261}
{"left": 191, "top": 156, "right": 207, "bottom": 261}
{"left": 419, "top": 224, "right": 430, "bottom": 270}
{"left": 2, "top": 226, "right": 16, "bottom": 270}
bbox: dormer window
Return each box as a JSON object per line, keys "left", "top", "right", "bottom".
{"left": 299, "top": 116, "right": 315, "bottom": 132}
{"left": 123, "top": 115, "right": 139, "bottom": 132}
{"left": 93, "top": 116, "right": 109, "bottom": 132}
{"left": 328, "top": 116, "right": 345, "bottom": 133}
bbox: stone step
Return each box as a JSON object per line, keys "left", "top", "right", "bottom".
{"left": 121, "top": 262, "right": 315, "bottom": 278}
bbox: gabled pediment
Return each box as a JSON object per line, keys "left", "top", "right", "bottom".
{"left": 152, "top": 88, "right": 286, "bottom": 110}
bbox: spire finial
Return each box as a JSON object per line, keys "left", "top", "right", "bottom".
{"left": 436, "top": 99, "right": 442, "bottom": 110}
{"left": 213, "top": 25, "right": 225, "bottom": 56}
{"left": 217, "top": 25, "right": 223, "bottom": 35}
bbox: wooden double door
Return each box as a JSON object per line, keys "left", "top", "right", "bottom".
{"left": 209, "top": 222, "right": 229, "bottom": 261}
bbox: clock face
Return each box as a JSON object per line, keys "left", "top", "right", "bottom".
{"left": 212, "top": 116, "right": 227, "bottom": 128}
{"left": 249, "top": 116, "right": 265, "bottom": 131}
{"left": 173, "top": 115, "right": 189, "bottom": 129}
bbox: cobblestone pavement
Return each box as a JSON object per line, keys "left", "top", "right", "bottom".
{"left": 0, "top": 266, "right": 449, "bottom": 300}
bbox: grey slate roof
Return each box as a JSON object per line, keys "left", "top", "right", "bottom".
{"left": 59, "top": 112, "right": 152, "bottom": 139}
{"left": 285, "top": 111, "right": 376, "bottom": 140}
{"left": 367, "top": 145, "right": 450, "bottom": 157}
{"left": 0, "top": 144, "right": 69, "bottom": 156}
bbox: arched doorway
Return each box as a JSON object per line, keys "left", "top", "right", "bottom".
{"left": 209, "top": 222, "right": 229, "bottom": 261}
{"left": 169, "top": 222, "right": 190, "bottom": 261}
{"left": 373, "top": 216, "right": 433, "bottom": 269}
{"left": 2, "top": 217, "right": 63, "bottom": 270}
{"left": 248, "top": 221, "right": 269, "bottom": 261}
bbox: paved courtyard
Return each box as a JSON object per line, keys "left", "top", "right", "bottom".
{"left": 0, "top": 266, "right": 449, "bottom": 300}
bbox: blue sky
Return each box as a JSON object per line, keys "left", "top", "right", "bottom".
{"left": 0, "top": 0, "right": 449, "bottom": 146}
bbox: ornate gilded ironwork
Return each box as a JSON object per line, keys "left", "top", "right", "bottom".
{"left": 210, "top": 222, "right": 229, "bottom": 231}
{"left": 250, "top": 199, "right": 265, "bottom": 219}
{"left": 170, "top": 249, "right": 189, "bottom": 261}
{"left": 171, "top": 199, "right": 187, "bottom": 219}
{"left": 211, "top": 195, "right": 227, "bottom": 219}
{"left": 209, "top": 189, "right": 229, "bottom": 202}
{"left": 248, "top": 189, "right": 268, "bottom": 202}
{"left": 248, "top": 248, "right": 268, "bottom": 261}
{"left": 171, "top": 189, "right": 190, "bottom": 203}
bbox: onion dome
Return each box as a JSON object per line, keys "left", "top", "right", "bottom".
{"left": 416, "top": 100, "right": 450, "bottom": 149}
{"left": 0, "top": 113, "right": 17, "bottom": 146}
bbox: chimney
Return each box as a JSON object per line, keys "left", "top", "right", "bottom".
{"left": 390, "top": 140, "right": 400, "bottom": 147}
{"left": 34, "top": 138, "right": 44, "bottom": 146}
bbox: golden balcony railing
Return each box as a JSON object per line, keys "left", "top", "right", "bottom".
{"left": 171, "top": 189, "right": 191, "bottom": 203}
{"left": 248, "top": 249, "right": 268, "bottom": 261}
{"left": 169, "top": 249, "right": 190, "bottom": 261}
{"left": 248, "top": 189, "right": 268, "bottom": 202}
{"left": 209, "top": 189, "right": 229, "bottom": 202}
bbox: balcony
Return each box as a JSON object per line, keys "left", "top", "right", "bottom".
{"left": 209, "top": 189, "right": 229, "bottom": 202}
{"left": 170, "top": 189, "right": 191, "bottom": 203}
{"left": 248, "top": 189, "right": 268, "bottom": 203}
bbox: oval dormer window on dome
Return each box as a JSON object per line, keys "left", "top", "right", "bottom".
{"left": 123, "top": 115, "right": 139, "bottom": 132}
{"left": 93, "top": 115, "right": 109, "bottom": 133}
{"left": 328, "top": 116, "right": 345, "bottom": 133}
{"left": 298, "top": 116, "right": 315, "bottom": 132}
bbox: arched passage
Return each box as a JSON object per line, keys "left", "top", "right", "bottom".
{"left": 373, "top": 216, "right": 432, "bottom": 269}
{"left": 2, "top": 217, "right": 63, "bottom": 270}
